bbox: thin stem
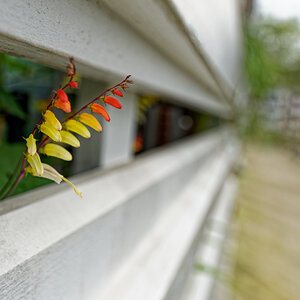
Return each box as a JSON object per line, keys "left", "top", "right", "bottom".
{"left": 37, "top": 136, "right": 50, "bottom": 152}
{"left": 64, "top": 75, "right": 131, "bottom": 122}
{"left": 0, "top": 58, "right": 77, "bottom": 200}
{"left": 1, "top": 154, "right": 27, "bottom": 200}
{"left": 1, "top": 56, "right": 131, "bottom": 200}
{"left": 32, "top": 57, "right": 76, "bottom": 135}
{"left": 0, "top": 154, "right": 23, "bottom": 199}
{"left": 1, "top": 170, "right": 26, "bottom": 200}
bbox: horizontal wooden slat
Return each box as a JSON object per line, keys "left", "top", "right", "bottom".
{"left": 100, "top": 0, "right": 226, "bottom": 96}
{"left": 172, "top": 0, "right": 243, "bottom": 89}
{"left": 0, "top": 130, "right": 235, "bottom": 300}
{"left": 0, "top": 0, "right": 230, "bottom": 116}
{"left": 101, "top": 0, "right": 241, "bottom": 103}
{"left": 98, "top": 147, "right": 237, "bottom": 300}
{"left": 181, "top": 176, "right": 237, "bottom": 300}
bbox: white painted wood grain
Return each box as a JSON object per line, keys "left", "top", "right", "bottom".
{"left": 0, "top": 130, "right": 232, "bottom": 299}
{"left": 0, "top": 0, "right": 230, "bottom": 116}
{"left": 101, "top": 0, "right": 242, "bottom": 103}
{"left": 100, "top": 0, "right": 224, "bottom": 96}
{"left": 173, "top": 0, "right": 244, "bottom": 89}
{"left": 181, "top": 176, "right": 237, "bottom": 300}
{"left": 97, "top": 145, "right": 237, "bottom": 300}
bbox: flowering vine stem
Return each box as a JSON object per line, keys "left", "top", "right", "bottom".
{"left": 0, "top": 154, "right": 23, "bottom": 199}
{"left": 0, "top": 58, "right": 132, "bottom": 200}
{"left": 31, "top": 58, "right": 77, "bottom": 136}
{"left": 0, "top": 59, "right": 77, "bottom": 200}
{"left": 65, "top": 74, "right": 131, "bottom": 121}
{"left": 35, "top": 74, "right": 131, "bottom": 155}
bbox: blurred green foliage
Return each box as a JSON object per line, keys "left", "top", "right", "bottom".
{"left": 243, "top": 18, "right": 300, "bottom": 141}
{"left": 0, "top": 53, "right": 54, "bottom": 121}
{"left": 0, "top": 54, "right": 30, "bottom": 119}
{"left": 0, "top": 54, "right": 58, "bottom": 198}
{"left": 245, "top": 18, "right": 300, "bottom": 100}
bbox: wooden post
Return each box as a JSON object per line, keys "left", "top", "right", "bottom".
{"left": 100, "top": 91, "right": 137, "bottom": 169}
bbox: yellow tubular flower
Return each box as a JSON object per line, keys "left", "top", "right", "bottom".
{"left": 26, "top": 152, "right": 44, "bottom": 176}
{"left": 40, "top": 122, "right": 62, "bottom": 142}
{"left": 25, "top": 164, "right": 62, "bottom": 184}
{"left": 44, "top": 110, "right": 62, "bottom": 131}
{"left": 65, "top": 119, "right": 91, "bottom": 138}
{"left": 25, "top": 164, "right": 82, "bottom": 197}
{"left": 41, "top": 163, "right": 63, "bottom": 183}
{"left": 78, "top": 113, "right": 102, "bottom": 132}
{"left": 62, "top": 177, "right": 82, "bottom": 198}
{"left": 60, "top": 130, "right": 80, "bottom": 148}
{"left": 43, "top": 143, "right": 72, "bottom": 161}
{"left": 25, "top": 134, "right": 37, "bottom": 155}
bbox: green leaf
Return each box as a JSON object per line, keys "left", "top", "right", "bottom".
{"left": 0, "top": 87, "right": 26, "bottom": 120}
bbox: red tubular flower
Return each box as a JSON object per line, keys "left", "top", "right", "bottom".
{"left": 54, "top": 99, "right": 71, "bottom": 113}
{"left": 90, "top": 103, "right": 110, "bottom": 121}
{"left": 111, "top": 89, "right": 123, "bottom": 97}
{"left": 69, "top": 81, "right": 78, "bottom": 88}
{"left": 57, "top": 89, "right": 68, "bottom": 103}
{"left": 103, "top": 96, "right": 122, "bottom": 109}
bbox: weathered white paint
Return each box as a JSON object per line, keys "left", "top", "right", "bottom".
{"left": 181, "top": 176, "right": 237, "bottom": 300}
{"left": 101, "top": 0, "right": 244, "bottom": 103}
{"left": 97, "top": 146, "right": 237, "bottom": 300}
{"left": 0, "top": 130, "right": 236, "bottom": 300}
{"left": 100, "top": 0, "right": 227, "bottom": 98}
{"left": 0, "top": 0, "right": 231, "bottom": 116}
{"left": 173, "top": 0, "right": 244, "bottom": 89}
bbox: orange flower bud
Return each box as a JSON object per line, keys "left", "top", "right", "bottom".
{"left": 121, "top": 84, "right": 128, "bottom": 90}
{"left": 103, "top": 96, "right": 122, "bottom": 109}
{"left": 68, "top": 70, "right": 74, "bottom": 76}
{"left": 69, "top": 81, "right": 78, "bottom": 88}
{"left": 57, "top": 89, "right": 68, "bottom": 103}
{"left": 54, "top": 99, "right": 71, "bottom": 113}
{"left": 111, "top": 89, "right": 123, "bottom": 97}
{"left": 90, "top": 103, "right": 111, "bottom": 121}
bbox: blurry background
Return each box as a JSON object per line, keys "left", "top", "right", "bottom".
{"left": 196, "top": 1, "right": 300, "bottom": 300}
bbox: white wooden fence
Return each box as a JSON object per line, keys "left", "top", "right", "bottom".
{"left": 0, "top": 0, "right": 243, "bottom": 299}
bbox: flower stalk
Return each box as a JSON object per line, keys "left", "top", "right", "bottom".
{"left": 0, "top": 58, "right": 132, "bottom": 200}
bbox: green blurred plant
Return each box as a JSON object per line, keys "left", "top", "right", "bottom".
{"left": 246, "top": 18, "right": 300, "bottom": 99}
{"left": 243, "top": 17, "right": 300, "bottom": 139}
{"left": 0, "top": 54, "right": 30, "bottom": 120}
